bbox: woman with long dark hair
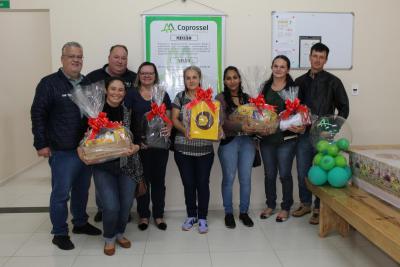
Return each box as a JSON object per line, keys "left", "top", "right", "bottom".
{"left": 216, "top": 66, "right": 256, "bottom": 228}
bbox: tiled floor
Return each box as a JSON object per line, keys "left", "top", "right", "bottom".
{"left": 0, "top": 162, "right": 399, "bottom": 266}
{"left": 0, "top": 161, "right": 52, "bottom": 208}
{"left": 0, "top": 210, "right": 398, "bottom": 267}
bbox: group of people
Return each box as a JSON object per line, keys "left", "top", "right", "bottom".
{"left": 30, "top": 41, "right": 349, "bottom": 255}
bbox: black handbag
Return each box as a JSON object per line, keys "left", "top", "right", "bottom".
{"left": 253, "top": 148, "right": 262, "bottom": 167}
{"left": 252, "top": 137, "right": 262, "bottom": 167}
{"left": 169, "top": 128, "right": 177, "bottom": 151}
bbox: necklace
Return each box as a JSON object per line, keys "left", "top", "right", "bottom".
{"left": 140, "top": 87, "right": 153, "bottom": 101}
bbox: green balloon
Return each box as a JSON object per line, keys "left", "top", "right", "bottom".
{"left": 308, "top": 166, "right": 328, "bottom": 186}
{"left": 336, "top": 138, "right": 350, "bottom": 151}
{"left": 327, "top": 144, "right": 339, "bottom": 157}
{"left": 317, "top": 140, "right": 330, "bottom": 154}
{"left": 320, "top": 155, "right": 335, "bottom": 171}
{"left": 313, "top": 153, "right": 324, "bottom": 165}
{"left": 328, "top": 167, "right": 349, "bottom": 188}
{"left": 335, "top": 154, "right": 348, "bottom": 167}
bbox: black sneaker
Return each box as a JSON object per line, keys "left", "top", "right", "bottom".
{"left": 52, "top": 235, "right": 74, "bottom": 250}
{"left": 72, "top": 223, "right": 102, "bottom": 236}
{"left": 94, "top": 211, "right": 102, "bottom": 222}
{"left": 239, "top": 213, "right": 254, "bottom": 227}
{"left": 224, "top": 213, "right": 236, "bottom": 229}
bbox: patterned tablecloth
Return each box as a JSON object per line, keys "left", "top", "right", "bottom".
{"left": 350, "top": 145, "right": 400, "bottom": 208}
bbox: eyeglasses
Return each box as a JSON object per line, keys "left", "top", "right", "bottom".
{"left": 62, "top": 54, "right": 84, "bottom": 60}
{"left": 139, "top": 72, "right": 155, "bottom": 76}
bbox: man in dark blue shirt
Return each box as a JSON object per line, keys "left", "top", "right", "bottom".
{"left": 31, "top": 42, "right": 101, "bottom": 250}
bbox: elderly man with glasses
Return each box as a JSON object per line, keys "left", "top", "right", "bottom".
{"left": 31, "top": 41, "right": 101, "bottom": 250}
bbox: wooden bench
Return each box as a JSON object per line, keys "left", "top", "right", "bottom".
{"left": 307, "top": 180, "right": 400, "bottom": 263}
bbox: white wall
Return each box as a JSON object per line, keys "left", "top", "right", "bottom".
{"left": 0, "top": 10, "right": 51, "bottom": 182}
{"left": 7, "top": 0, "right": 400, "bottom": 209}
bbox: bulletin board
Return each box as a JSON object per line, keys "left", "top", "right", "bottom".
{"left": 271, "top": 12, "right": 354, "bottom": 69}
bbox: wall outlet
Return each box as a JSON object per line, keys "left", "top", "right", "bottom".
{"left": 351, "top": 84, "right": 359, "bottom": 95}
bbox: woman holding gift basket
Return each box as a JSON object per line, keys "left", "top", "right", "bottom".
{"left": 127, "top": 62, "right": 172, "bottom": 231}
{"left": 172, "top": 66, "right": 217, "bottom": 234}
{"left": 76, "top": 77, "right": 143, "bottom": 255}
{"left": 259, "top": 55, "right": 310, "bottom": 222}
{"left": 215, "top": 66, "right": 257, "bottom": 228}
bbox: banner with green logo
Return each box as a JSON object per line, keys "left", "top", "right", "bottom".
{"left": 0, "top": 0, "right": 10, "bottom": 8}
{"left": 143, "top": 15, "right": 225, "bottom": 98}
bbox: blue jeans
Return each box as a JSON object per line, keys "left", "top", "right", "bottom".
{"left": 174, "top": 151, "right": 214, "bottom": 219}
{"left": 218, "top": 136, "right": 255, "bottom": 214}
{"left": 95, "top": 187, "right": 102, "bottom": 212}
{"left": 296, "top": 133, "right": 320, "bottom": 208}
{"left": 93, "top": 168, "right": 136, "bottom": 240}
{"left": 260, "top": 139, "right": 296, "bottom": 211}
{"left": 49, "top": 150, "right": 92, "bottom": 236}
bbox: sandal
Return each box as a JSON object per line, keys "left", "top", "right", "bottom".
{"left": 276, "top": 210, "right": 289, "bottom": 222}
{"left": 116, "top": 237, "right": 131, "bottom": 248}
{"left": 104, "top": 242, "right": 116, "bottom": 256}
{"left": 260, "top": 208, "right": 274, "bottom": 219}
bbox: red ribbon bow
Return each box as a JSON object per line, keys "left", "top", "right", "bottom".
{"left": 186, "top": 87, "right": 217, "bottom": 113}
{"left": 146, "top": 102, "right": 172, "bottom": 125}
{"left": 87, "top": 112, "right": 121, "bottom": 140}
{"left": 249, "top": 94, "right": 276, "bottom": 114}
{"left": 280, "top": 98, "right": 308, "bottom": 119}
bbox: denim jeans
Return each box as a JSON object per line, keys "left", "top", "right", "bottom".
{"left": 296, "top": 133, "right": 320, "bottom": 208}
{"left": 218, "top": 136, "right": 255, "bottom": 214}
{"left": 260, "top": 138, "right": 296, "bottom": 211}
{"left": 49, "top": 150, "right": 92, "bottom": 236}
{"left": 93, "top": 168, "right": 136, "bottom": 239}
{"left": 174, "top": 151, "right": 214, "bottom": 219}
{"left": 137, "top": 148, "right": 169, "bottom": 219}
{"left": 95, "top": 187, "right": 102, "bottom": 212}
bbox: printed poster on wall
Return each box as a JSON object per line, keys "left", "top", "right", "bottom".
{"left": 143, "top": 15, "right": 225, "bottom": 99}
{"left": 272, "top": 13, "right": 297, "bottom": 68}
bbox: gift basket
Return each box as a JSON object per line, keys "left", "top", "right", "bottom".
{"left": 278, "top": 86, "right": 311, "bottom": 131}
{"left": 229, "top": 66, "right": 279, "bottom": 134}
{"left": 246, "top": 94, "right": 279, "bottom": 133}
{"left": 69, "top": 82, "right": 133, "bottom": 163}
{"left": 144, "top": 85, "right": 172, "bottom": 149}
{"left": 183, "top": 86, "right": 221, "bottom": 141}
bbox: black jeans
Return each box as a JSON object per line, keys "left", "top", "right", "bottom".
{"left": 136, "top": 148, "right": 169, "bottom": 219}
{"left": 174, "top": 151, "right": 214, "bottom": 219}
